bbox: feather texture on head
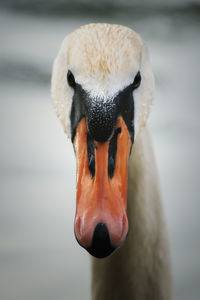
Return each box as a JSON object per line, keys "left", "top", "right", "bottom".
{"left": 51, "top": 23, "right": 154, "bottom": 138}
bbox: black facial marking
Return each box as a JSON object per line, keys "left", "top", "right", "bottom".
{"left": 70, "top": 82, "right": 135, "bottom": 144}
{"left": 67, "top": 70, "right": 76, "bottom": 88}
{"left": 132, "top": 71, "right": 141, "bottom": 90}
{"left": 70, "top": 84, "right": 86, "bottom": 142}
{"left": 116, "top": 84, "right": 135, "bottom": 143}
{"left": 87, "top": 133, "right": 95, "bottom": 178}
{"left": 70, "top": 79, "right": 136, "bottom": 180}
{"left": 108, "top": 127, "right": 121, "bottom": 178}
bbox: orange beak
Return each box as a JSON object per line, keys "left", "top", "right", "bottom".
{"left": 73, "top": 116, "right": 131, "bottom": 258}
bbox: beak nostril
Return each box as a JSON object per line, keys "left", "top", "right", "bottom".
{"left": 87, "top": 133, "right": 95, "bottom": 178}
{"left": 108, "top": 156, "right": 115, "bottom": 177}
{"left": 88, "top": 155, "right": 95, "bottom": 178}
{"left": 108, "top": 127, "right": 121, "bottom": 178}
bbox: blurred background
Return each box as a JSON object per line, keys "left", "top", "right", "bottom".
{"left": 0, "top": 0, "right": 199, "bottom": 299}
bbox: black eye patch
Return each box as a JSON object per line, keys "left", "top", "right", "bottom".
{"left": 132, "top": 71, "right": 141, "bottom": 90}
{"left": 67, "top": 70, "right": 76, "bottom": 88}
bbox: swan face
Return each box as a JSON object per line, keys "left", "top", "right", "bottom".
{"left": 51, "top": 24, "right": 154, "bottom": 258}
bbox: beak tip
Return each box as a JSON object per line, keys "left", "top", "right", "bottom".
{"left": 86, "top": 222, "right": 116, "bottom": 258}
{"left": 75, "top": 215, "right": 129, "bottom": 258}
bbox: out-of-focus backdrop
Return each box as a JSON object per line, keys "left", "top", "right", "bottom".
{"left": 0, "top": 0, "right": 199, "bottom": 299}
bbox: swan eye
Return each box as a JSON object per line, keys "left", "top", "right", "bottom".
{"left": 67, "top": 70, "right": 76, "bottom": 87}
{"left": 132, "top": 71, "right": 141, "bottom": 89}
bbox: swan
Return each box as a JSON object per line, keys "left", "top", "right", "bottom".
{"left": 51, "top": 23, "right": 171, "bottom": 300}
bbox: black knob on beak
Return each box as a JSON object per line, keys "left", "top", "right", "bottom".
{"left": 86, "top": 98, "right": 118, "bottom": 142}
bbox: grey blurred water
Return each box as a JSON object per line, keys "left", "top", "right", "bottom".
{"left": 0, "top": 2, "right": 200, "bottom": 300}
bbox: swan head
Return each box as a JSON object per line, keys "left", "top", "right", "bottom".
{"left": 51, "top": 23, "right": 154, "bottom": 258}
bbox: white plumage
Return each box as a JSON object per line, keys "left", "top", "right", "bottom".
{"left": 51, "top": 23, "right": 171, "bottom": 300}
